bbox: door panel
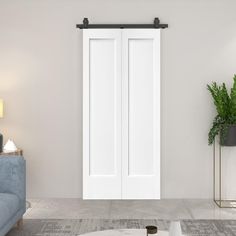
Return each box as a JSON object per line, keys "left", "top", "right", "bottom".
{"left": 122, "top": 29, "right": 161, "bottom": 199}
{"left": 128, "top": 39, "right": 154, "bottom": 176}
{"left": 89, "top": 39, "right": 117, "bottom": 176}
{"left": 83, "top": 30, "right": 122, "bottom": 199}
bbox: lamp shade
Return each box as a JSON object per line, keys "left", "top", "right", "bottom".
{"left": 0, "top": 99, "right": 3, "bottom": 118}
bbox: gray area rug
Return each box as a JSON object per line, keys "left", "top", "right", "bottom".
{"left": 6, "top": 219, "right": 236, "bottom": 236}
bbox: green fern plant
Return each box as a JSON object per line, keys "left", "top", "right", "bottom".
{"left": 207, "top": 75, "right": 236, "bottom": 145}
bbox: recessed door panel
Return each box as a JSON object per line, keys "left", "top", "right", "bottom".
{"left": 89, "top": 39, "right": 116, "bottom": 176}
{"left": 128, "top": 39, "right": 154, "bottom": 176}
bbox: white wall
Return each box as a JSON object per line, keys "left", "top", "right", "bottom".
{"left": 0, "top": 0, "right": 236, "bottom": 199}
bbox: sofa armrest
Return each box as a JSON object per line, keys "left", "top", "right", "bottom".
{"left": 0, "top": 156, "right": 26, "bottom": 208}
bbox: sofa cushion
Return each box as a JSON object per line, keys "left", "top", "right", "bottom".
{"left": 0, "top": 193, "right": 20, "bottom": 229}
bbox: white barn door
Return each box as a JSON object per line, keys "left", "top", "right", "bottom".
{"left": 83, "top": 30, "right": 122, "bottom": 199}
{"left": 121, "top": 29, "right": 161, "bottom": 199}
{"left": 83, "top": 29, "right": 160, "bottom": 199}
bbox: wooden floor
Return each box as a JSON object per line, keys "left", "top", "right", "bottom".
{"left": 24, "top": 199, "right": 236, "bottom": 220}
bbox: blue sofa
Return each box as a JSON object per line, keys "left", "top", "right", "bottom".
{"left": 0, "top": 156, "right": 26, "bottom": 236}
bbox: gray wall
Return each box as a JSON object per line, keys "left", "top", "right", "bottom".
{"left": 0, "top": 0, "right": 236, "bottom": 198}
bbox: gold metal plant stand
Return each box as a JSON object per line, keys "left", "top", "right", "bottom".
{"left": 213, "top": 139, "right": 236, "bottom": 208}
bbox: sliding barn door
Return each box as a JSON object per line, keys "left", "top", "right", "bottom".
{"left": 122, "top": 29, "right": 161, "bottom": 199}
{"left": 83, "top": 29, "right": 161, "bottom": 199}
{"left": 83, "top": 30, "right": 122, "bottom": 199}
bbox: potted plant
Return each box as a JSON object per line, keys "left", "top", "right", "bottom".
{"left": 207, "top": 75, "right": 236, "bottom": 146}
